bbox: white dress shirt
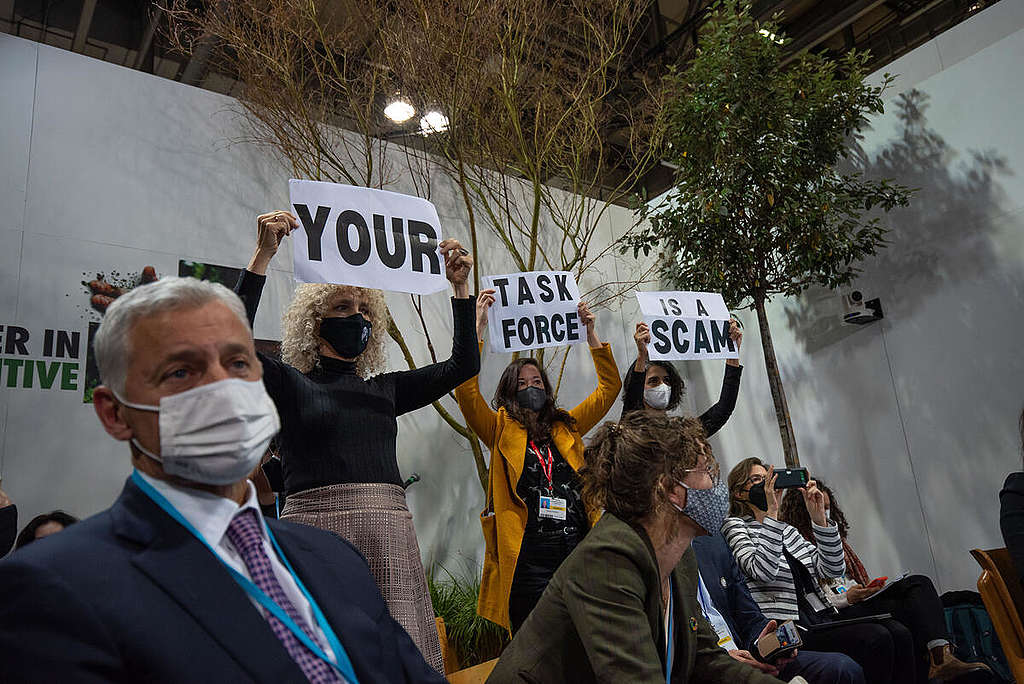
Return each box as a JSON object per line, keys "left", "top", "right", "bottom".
{"left": 138, "top": 472, "right": 336, "bottom": 663}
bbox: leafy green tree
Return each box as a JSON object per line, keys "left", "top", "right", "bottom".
{"left": 624, "top": 1, "right": 913, "bottom": 466}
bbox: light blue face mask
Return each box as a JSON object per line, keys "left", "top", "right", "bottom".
{"left": 673, "top": 480, "right": 730, "bottom": 535}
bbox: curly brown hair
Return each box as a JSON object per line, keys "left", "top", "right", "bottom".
{"left": 579, "top": 412, "right": 708, "bottom": 523}
{"left": 779, "top": 478, "right": 850, "bottom": 542}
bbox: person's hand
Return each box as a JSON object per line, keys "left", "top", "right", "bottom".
{"left": 578, "top": 301, "right": 601, "bottom": 348}
{"left": 802, "top": 479, "right": 827, "bottom": 526}
{"left": 726, "top": 318, "right": 743, "bottom": 367}
{"left": 439, "top": 239, "right": 472, "bottom": 298}
{"left": 634, "top": 322, "right": 651, "bottom": 369}
{"left": 728, "top": 649, "right": 779, "bottom": 676}
{"left": 765, "top": 466, "right": 781, "bottom": 520}
{"left": 846, "top": 584, "right": 882, "bottom": 604}
{"left": 475, "top": 289, "right": 496, "bottom": 342}
{"left": 250, "top": 211, "right": 297, "bottom": 274}
{"left": 0, "top": 484, "right": 11, "bottom": 508}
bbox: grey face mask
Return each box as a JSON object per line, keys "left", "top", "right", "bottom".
{"left": 673, "top": 480, "right": 730, "bottom": 535}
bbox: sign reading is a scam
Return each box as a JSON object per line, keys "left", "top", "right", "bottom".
{"left": 289, "top": 180, "right": 448, "bottom": 295}
{"left": 636, "top": 291, "right": 737, "bottom": 361}
{"left": 484, "top": 271, "right": 584, "bottom": 353}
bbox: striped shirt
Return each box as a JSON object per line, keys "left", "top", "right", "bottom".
{"left": 721, "top": 515, "right": 846, "bottom": 622}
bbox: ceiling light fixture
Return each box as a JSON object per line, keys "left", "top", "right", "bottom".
{"left": 420, "top": 110, "right": 449, "bottom": 135}
{"left": 384, "top": 97, "right": 415, "bottom": 124}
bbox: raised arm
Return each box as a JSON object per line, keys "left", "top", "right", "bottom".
{"left": 619, "top": 323, "right": 650, "bottom": 419}
{"left": 698, "top": 320, "right": 743, "bottom": 437}
{"left": 390, "top": 239, "right": 480, "bottom": 414}
{"left": 801, "top": 481, "right": 846, "bottom": 579}
{"left": 452, "top": 291, "right": 500, "bottom": 446}
{"left": 569, "top": 301, "right": 622, "bottom": 435}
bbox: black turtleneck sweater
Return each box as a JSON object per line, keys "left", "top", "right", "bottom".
{"left": 236, "top": 270, "right": 480, "bottom": 493}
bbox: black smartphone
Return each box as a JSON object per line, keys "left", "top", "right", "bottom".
{"left": 773, "top": 467, "right": 809, "bottom": 490}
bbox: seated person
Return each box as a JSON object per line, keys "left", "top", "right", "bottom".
{"left": 1000, "top": 409, "right": 1024, "bottom": 587}
{"left": 779, "top": 477, "right": 991, "bottom": 683}
{"left": 0, "top": 277, "right": 444, "bottom": 684}
{"left": 487, "top": 412, "right": 795, "bottom": 683}
{"left": 725, "top": 458, "right": 985, "bottom": 684}
{"left": 13, "top": 510, "right": 78, "bottom": 550}
{"left": 691, "top": 532, "right": 864, "bottom": 684}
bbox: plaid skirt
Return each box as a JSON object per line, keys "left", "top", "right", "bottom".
{"left": 281, "top": 483, "right": 443, "bottom": 674}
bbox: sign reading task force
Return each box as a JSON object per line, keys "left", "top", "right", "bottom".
{"left": 485, "top": 271, "right": 584, "bottom": 353}
{"left": 289, "top": 180, "right": 448, "bottom": 295}
{"left": 636, "top": 291, "right": 737, "bottom": 361}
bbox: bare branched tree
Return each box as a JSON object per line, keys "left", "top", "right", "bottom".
{"left": 164, "top": 0, "right": 663, "bottom": 492}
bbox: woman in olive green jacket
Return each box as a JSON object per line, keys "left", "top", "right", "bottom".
{"left": 488, "top": 412, "right": 797, "bottom": 684}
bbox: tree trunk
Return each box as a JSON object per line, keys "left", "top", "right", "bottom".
{"left": 753, "top": 296, "right": 800, "bottom": 467}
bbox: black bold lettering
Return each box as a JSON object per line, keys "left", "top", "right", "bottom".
{"left": 564, "top": 311, "right": 580, "bottom": 341}
{"left": 407, "top": 220, "right": 441, "bottom": 274}
{"left": 668, "top": 298, "right": 682, "bottom": 316}
{"left": 373, "top": 215, "right": 407, "bottom": 269}
{"left": 651, "top": 320, "right": 671, "bottom": 354}
{"left": 518, "top": 318, "right": 535, "bottom": 346}
{"left": 672, "top": 320, "right": 690, "bottom": 353}
{"left": 336, "top": 210, "right": 372, "bottom": 266}
{"left": 43, "top": 329, "right": 54, "bottom": 356}
{"left": 554, "top": 274, "right": 573, "bottom": 301}
{"left": 502, "top": 318, "right": 517, "bottom": 348}
{"left": 537, "top": 275, "right": 554, "bottom": 302}
{"left": 710, "top": 319, "right": 733, "bottom": 353}
{"left": 294, "top": 204, "right": 331, "bottom": 262}
{"left": 517, "top": 278, "right": 535, "bottom": 305}
{"left": 493, "top": 278, "right": 511, "bottom": 306}
{"left": 694, "top": 321, "right": 713, "bottom": 353}
{"left": 550, "top": 313, "right": 566, "bottom": 341}
{"left": 535, "top": 315, "right": 551, "bottom": 344}
{"left": 56, "top": 330, "right": 80, "bottom": 359}
{"left": 695, "top": 299, "right": 710, "bottom": 317}
{"left": 5, "top": 326, "right": 29, "bottom": 355}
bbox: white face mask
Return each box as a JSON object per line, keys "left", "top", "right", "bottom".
{"left": 643, "top": 383, "right": 671, "bottom": 410}
{"left": 115, "top": 378, "right": 280, "bottom": 486}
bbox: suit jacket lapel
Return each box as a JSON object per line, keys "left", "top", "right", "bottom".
{"left": 111, "top": 480, "right": 306, "bottom": 683}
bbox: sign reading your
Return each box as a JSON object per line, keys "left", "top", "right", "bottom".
{"left": 289, "top": 180, "right": 448, "bottom": 295}
{"left": 636, "top": 291, "right": 738, "bottom": 361}
{"left": 484, "top": 271, "right": 583, "bottom": 353}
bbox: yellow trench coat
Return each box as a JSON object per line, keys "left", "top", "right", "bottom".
{"left": 454, "top": 343, "right": 621, "bottom": 629}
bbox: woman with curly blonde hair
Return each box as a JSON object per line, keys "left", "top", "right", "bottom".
{"left": 234, "top": 210, "right": 479, "bottom": 673}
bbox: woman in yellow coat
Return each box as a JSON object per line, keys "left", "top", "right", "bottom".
{"left": 455, "top": 289, "right": 622, "bottom": 632}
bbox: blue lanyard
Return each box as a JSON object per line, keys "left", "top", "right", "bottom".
{"left": 666, "top": 582, "right": 674, "bottom": 684}
{"left": 131, "top": 471, "right": 359, "bottom": 683}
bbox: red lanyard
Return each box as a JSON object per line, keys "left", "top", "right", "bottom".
{"left": 530, "top": 441, "right": 554, "bottom": 491}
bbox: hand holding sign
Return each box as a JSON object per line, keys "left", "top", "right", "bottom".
{"left": 476, "top": 289, "right": 497, "bottom": 341}
{"left": 635, "top": 291, "right": 739, "bottom": 362}
{"left": 440, "top": 239, "right": 472, "bottom": 298}
{"left": 249, "top": 210, "right": 299, "bottom": 275}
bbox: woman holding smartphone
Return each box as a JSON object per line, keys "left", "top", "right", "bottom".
{"left": 725, "top": 458, "right": 985, "bottom": 683}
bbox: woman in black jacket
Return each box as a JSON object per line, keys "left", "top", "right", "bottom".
{"left": 620, "top": 321, "right": 742, "bottom": 436}
{"left": 234, "top": 210, "right": 479, "bottom": 672}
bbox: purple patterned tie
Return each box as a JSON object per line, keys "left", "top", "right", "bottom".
{"left": 226, "top": 509, "right": 342, "bottom": 683}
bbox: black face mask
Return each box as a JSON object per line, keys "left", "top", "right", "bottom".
{"left": 747, "top": 482, "right": 768, "bottom": 512}
{"left": 516, "top": 386, "right": 548, "bottom": 413}
{"left": 319, "top": 314, "right": 371, "bottom": 359}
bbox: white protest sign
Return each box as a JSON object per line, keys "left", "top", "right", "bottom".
{"left": 636, "top": 291, "right": 738, "bottom": 361}
{"left": 289, "top": 179, "right": 448, "bottom": 295}
{"left": 484, "top": 271, "right": 584, "bottom": 353}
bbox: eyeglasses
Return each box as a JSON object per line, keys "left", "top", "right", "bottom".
{"left": 682, "top": 463, "right": 720, "bottom": 484}
{"left": 743, "top": 474, "right": 766, "bottom": 487}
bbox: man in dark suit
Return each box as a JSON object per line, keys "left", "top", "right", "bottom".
{"left": 691, "top": 533, "right": 864, "bottom": 684}
{"left": 0, "top": 277, "right": 444, "bottom": 684}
